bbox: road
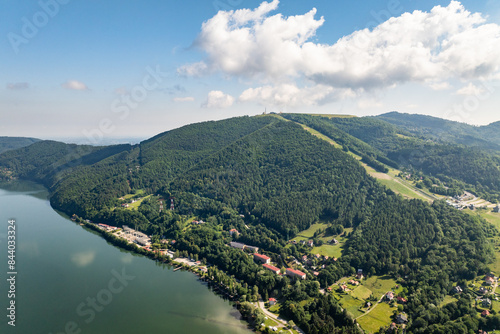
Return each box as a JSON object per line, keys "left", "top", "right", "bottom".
{"left": 254, "top": 299, "right": 305, "bottom": 334}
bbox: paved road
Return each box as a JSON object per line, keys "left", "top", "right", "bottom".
{"left": 254, "top": 299, "right": 305, "bottom": 334}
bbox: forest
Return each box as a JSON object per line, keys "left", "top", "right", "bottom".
{"left": 1, "top": 114, "right": 500, "bottom": 333}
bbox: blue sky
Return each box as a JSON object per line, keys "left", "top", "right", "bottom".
{"left": 1, "top": 0, "right": 500, "bottom": 141}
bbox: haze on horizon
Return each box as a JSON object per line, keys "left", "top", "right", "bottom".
{"left": 1, "top": 0, "right": 500, "bottom": 142}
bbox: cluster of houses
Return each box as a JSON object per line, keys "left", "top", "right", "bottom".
{"left": 96, "top": 223, "right": 118, "bottom": 232}
{"left": 192, "top": 220, "right": 205, "bottom": 225}
{"left": 121, "top": 225, "right": 151, "bottom": 246}
{"left": 385, "top": 291, "right": 407, "bottom": 304}
{"left": 252, "top": 253, "right": 307, "bottom": 279}
{"left": 289, "top": 239, "right": 314, "bottom": 247}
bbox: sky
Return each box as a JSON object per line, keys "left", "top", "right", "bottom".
{"left": 1, "top": 0, "right": 500, "bottom": 142}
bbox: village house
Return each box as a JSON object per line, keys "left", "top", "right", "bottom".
{"left": 453, "top": 285, "right": 463, "bottom": 294}
{"left": 330, "top": 238, "right": 339, "bottom": 244}
{"left": 397, "top": 296, "right": 407, "bottom": 304}
{"left": 286, "top": 268, "right": 306, "bottom": 280}
{"left": 479, "top": 287, "right": 488, "bottom": 295}
{"left": 262, "top": 263, "right": 281, "bottom": 275}
{"left": 349, "top": 279, "right": 359, "bottom": 286}
{"left": 386, "top": 291, "right": 395, "bottom": 301}
{"left": 485, "top": 276, "right": 495, "bottom": 285}
{"left": 482, "top": 298, "right": 492, "bottom": 307}
{"left": 482, "top": 310, "right": 490, "bottom": 317}
{"left": 269, "top": 298, "right": 277, "bottom": 306}
{"left": 230, "top": 241, "right": 245, "bottom": 250}
{"left": 357, "top": 269, "right": 364, "bottom": 280}
{"left": 229, "top": 228, "right": 239, "bottom": 236}
{"left": 396, "top": 313, "right": 408, "bottom": 324}
{"left": 307, "top": 240, "right": 314, "bottom": 247}
{"left": 254, "top": 253, "right": 271, "bottom": 264}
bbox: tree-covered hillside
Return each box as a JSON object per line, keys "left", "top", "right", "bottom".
{"left": 0, "top": 114, "right": 498, "bottom": 334}
{"left": 0, "top": 136, "right": 40, "bottom": 154}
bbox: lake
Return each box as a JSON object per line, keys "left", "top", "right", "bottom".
{"left": 0, "top": 181, "right": 251, "bottom": 334}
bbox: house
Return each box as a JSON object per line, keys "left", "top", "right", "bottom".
{"left": 386, "top": 291, "right": 395, "bottom": 301}
{"left": 262, "top": 263, "right": 281, "bottom": 275}
{"left": 307, "top": 240, "right": 314, "bottom": 247}
{"left": 302, "top": 255, "right": 308, "bottom": 262}
{"left": 482, "top": 310, "right": 490, "bottom": 317}
{"left": 327, "top": 287, "right": 332, "bottom": 292}
{"left": 230, "top": 241, "right": 245, "bottom": 250}
{"left": 339, "top": 284, "right": 349, "bottom": 292}
{"left": 482, "top": 298, "right": 492, "bottom": 307}
{"left": 396, "top": 313, "right": 408, "bottom": 324}
{"left": 357, "top": 269, "right": 364, "bottom": 280}
{"left": 349, "top": 279, "right": 359, "bottom": 286}
{"left": 269, "top": 298, "right": 277, "bottom": 306}
{"left": 479, "top": 287, "right": 488, "bottom": 294}
{"left": 485, "top": 276, "right": 495, "bottom": 285}
{"left": 330, "top": 238, "right": 339, "bottom": 244}
{"left": 313, "top": 271, "right": 319, "bottom": 276}
{"left": 366, "top": 302, "right": 372, "bottom": 308}
{"left": 229, "top": 228, "right": 239, "bottom": 236}
{"left": 453, "top": 286, "right": 463, "bottom": 294}
{"left": 397, "top": 296, "right": 407, "bottom": 304}
{"left": 246, "top": 245, "right": 259, "bottom": 253}
{"left": 286, "top": 268, "right": 306, "bottom": 280}
{"left": 254, "top": 253, "right": 271, "bottom": 264}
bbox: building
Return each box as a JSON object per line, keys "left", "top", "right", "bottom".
{"left": 396, "top": 313, "right": 408, "bottom": 324}
{"left": 482, "top": 310, "right": 490, "bottom": 317}
{"left": 246, "top": 245, "right": 259, "bottom": 253}
{"left": 307, "top": 240, "right": 314, "bottom": 247}
{"left": 397, "top": 296, "right": 407, "bottom": 304}
{"left": 286, "top": 268, "right": 306, "bottom": 280}
{"left": 269, "top": 298, "right": 277, "bottom": 306}
{"left": 229, "top": 228, "right": 239, "bottom": 236}
{"left": 386, "top": 291, "right": 394, "bottom": 301}
{"left": 135, "top": 236, "right": 151, "bottom": 246}
{"left": 262, "top": 263, "right": 281, "bottom": 275}
{"left": 357, "top": 269, "right": 364, "bottom": 280}
{"left": 229, "top": 241, "right": 246, "bottom": 249}
{"left": 482, "top": 298, "right": 492, "bottom": 307}
{"left": 453, "top": 286, "right": 463, "bottom": 294}
{"left": 254, "top": 253, "right": 271, "bottom": 264}
{"left": 485, "top": 276, "right": 495, "bottom": 285}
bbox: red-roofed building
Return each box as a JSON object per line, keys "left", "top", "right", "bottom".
{"left": 485, "top": 276, "right": 495, "bottom": 285}
{"left": 397, "top": 296, "right": 407, "bottom": 304}
{"left": 482, "top": 310, "right": 490, "bottom": 317}
{"left": 286, "top": 268, "right": 306, "bottom": 280}
{"left": 269, "top": 298, "right": 277, "bottom": 306}
{"left": 229, "top": 228, "right": 239, "bottom": 236}
{"left": 263, "top": 263, "right": 280, "bottom": 274}
{"left": 254, "top": 253, "right": 271, "bottom": 264}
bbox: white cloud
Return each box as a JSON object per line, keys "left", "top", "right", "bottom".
{"left": 62, "top": 80, "right": 89, "bottom": 91}
{"left": 202, "top": 90, "right": 234, "bottom": 108}
{"left": 428, "top": 82, "right": 451, "bottom": 91}
{"left": 456, "top": 82, "right": 486, "bottom": 95}
{"left": 173, "top": 96, "right": 195, "bottom": 102}
{"left": 239, "top": 83, "right": 354, "bottom": 107}
{"left": 180, "top": 0, "right": 500, "bottom": 105}
{"left": 357, "top": 99, "right": 384, "bottom": 110}
{"left": 6, "top": 82, "right": 29, "bottom": 90}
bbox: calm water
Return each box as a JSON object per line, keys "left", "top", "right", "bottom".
{"left": 0, "top": 181, "right": 251, "bottom": 334}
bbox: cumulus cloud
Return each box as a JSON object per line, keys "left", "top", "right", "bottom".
{"left": 202, "top": 90, "right": 234, "bottom": 108}
{"left": 239, "top": 83, "right": 354, "bottom": 107}
{"left": 456, "top": 82, "right": 485, "bottom": 95}
{"left": 173, "top": 96, "right": 195, "bottom": 102}
{"left": 6, "top": 82, "right": 29, "bottom": 90}
{"left": 180, "top": 0, "right": 500, "bottom": 105}
{"left": 62, "top": 80, "right": 89, "bottom": 91}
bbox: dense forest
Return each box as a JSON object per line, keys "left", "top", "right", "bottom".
{"left": 0, "top": 136, "right": 40, "bottom": 154}
{"left": 1, "top": 114, "right": 500, "bottom": 333}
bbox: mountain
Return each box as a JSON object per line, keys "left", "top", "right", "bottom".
{"left": 286, "top": 113, "right": 500, "bottom": 202}
{"left": 0, "top": 136, "right": 40, "bottom": 154}
{"left": 0, "top": 114, "right": 498, "bottom": 333}
{"left": 376, "top": 111, "right": 500, "bottom": 150}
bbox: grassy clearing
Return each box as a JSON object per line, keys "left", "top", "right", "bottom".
{"left": 338, "top": 294, "right": 364, "bottom": 319}
{"left": 292, "top": 223, "right": 328, "bottom": 240}
{"left": 125, "top": 194, "right": 151, "bottom": 210}
{"left": 357, "top": 303, "right": 396, "bottom": 334}
{"left": 351, "top": 285, "right": 373, "bottom": 300}
{"left": 121, "top": 189, "right": 145, "bottom": 200}
{"left": 311, "top": 244, "right": 342, "bottom": 258}
{"left": 439, "top": 295, "right": 457, "bottom": 307}
{"left": 364, "top": 276, "right": 398, "bottom": 297}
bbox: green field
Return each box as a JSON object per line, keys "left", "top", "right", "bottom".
{"left": 311, "top": 244, "right": 342, "bottom": 258}
{"left": 357, "top": 303, "right": 396, "bottom": 333}
{"left": 291, "top": 223, "right": 328, "bottom": 241}
{"left": 364, "top": 276, "right": 397, "bottom": 297}
{"left": 338, "top": 294, "right": 364, "bottom": 319}
{"left": 439, "top": 295, "right": 457, "bottom": 307}
{"left": 125, "top": 194, "right": 151, "bottom": 210}
{"left": 351, "top": 285, "right": 373, "bottom": 300}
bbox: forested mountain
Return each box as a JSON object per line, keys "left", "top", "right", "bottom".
{"left": 285, "top": 114, "right": 500, "bottom": 202}
{"left": 1, "top": 114, "right": 499, "bottom": 333}
{"left": 0, "top": 136, "right": 40, "bottom": 154}
{"left": 376, "top": 112, "right": 500, "bottom": 150}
